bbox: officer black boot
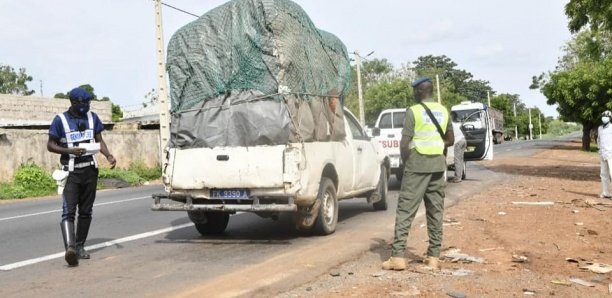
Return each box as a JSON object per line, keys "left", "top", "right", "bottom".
{"left": 60, "top": 221, "right": 79, "bottom": 266}
{"left": 75, "top": 218, "right": 91, "bottom": 259}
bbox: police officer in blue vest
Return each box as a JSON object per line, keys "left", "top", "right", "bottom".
{"left": 382, "top": 77, "right": 454, "bottom": 271}
{"left": 47, "top": 87, "right": 116, "bottom": 267}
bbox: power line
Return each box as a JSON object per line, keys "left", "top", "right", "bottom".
{"left": 160, "top": 1, "right": 199, "bottom": 18}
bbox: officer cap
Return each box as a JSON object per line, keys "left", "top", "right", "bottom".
{"left": 603, "top": 110, "right": 612, "bottom": 117}
{"left": 411, "top": 76, "right": 432, "bottom": 88}
{"left": 68, "top": 87, "right": 93, "bottom": 102}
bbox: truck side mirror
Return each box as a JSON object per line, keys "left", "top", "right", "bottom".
{"left": 372, "top": 127, "right": 381, "bottom": 137}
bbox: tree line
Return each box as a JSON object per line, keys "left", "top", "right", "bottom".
{"left": 342, "top": 55, "right": 548, "bottom": 140}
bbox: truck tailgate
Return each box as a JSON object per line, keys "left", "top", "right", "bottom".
{"left": 166, "top": 145, "right": 288, "bottom": 189}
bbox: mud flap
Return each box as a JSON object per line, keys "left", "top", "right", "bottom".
{"left": 295, "top": 198, "right": 322, "bottom": 230}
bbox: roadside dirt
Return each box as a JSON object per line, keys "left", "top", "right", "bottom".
{"left": 278, "top": 140, "right": 612, "bottom": 297}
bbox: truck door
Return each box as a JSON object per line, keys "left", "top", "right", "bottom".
{"left": 453, "top": 109, "right": 493, "bottom": 161}
{"left": 344, "top": 111, "right": 379, "bottom": 191}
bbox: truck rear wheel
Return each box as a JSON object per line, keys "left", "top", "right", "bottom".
{"left": 188, "top": 211, "right": 230, "bottom": 235}
{"left": 462, "top": 161, "right": 467, "bottom": 180}
{"left": 372, "top": 166, "right": 388, "bottom": 211}
{"left": 314, "top": 177, "right": 338, "bottom": 235}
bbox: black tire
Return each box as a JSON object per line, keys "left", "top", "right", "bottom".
{"left": 313, "top": 178, "right": 338, "bottom": 235}
{"left": 461, "top": 161, "right": 467, "bottom": 180}
{"left": 396, "top": 171, "right": 403, "bottom": 182}
{"left": 372, "top": 166, "right": 388, "bottom": 211}
{"left": 188, "top": 211, "right": 230, "bottom": 235}
{"left": 396, "top": 165, "right": 404, "bottom": 182}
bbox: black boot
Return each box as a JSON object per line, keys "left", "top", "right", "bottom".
{"left": 75, "top": 218, "right": 91, "bottom": 259}
{"left": 60, "top": 221, "right": 78, "bottom": 266}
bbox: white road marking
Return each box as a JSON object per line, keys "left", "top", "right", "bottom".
{"left": 0, "top": 222, "right": 194, "bottom": 271}
{"left": 0, "top": 196, "right": 150, "bottom": 222}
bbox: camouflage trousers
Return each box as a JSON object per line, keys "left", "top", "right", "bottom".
{"left": 391, "top": 171, "right": 445, "bottom": 258}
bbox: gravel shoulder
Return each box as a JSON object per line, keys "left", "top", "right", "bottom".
{"left": 277, "top": 139, "right": 612, "bottom": 298}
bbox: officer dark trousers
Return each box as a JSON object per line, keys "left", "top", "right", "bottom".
{"left": 61, "top": 166, "right": 99, "bottom": 266}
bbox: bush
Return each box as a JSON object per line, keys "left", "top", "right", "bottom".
{"left": 0, "top": 163, "right": 56, "bottom": 199}
{"left": 128, "top": 160, "right": 161, "bottom": 181}
{"left": 99, "top": 168, "right": 145, "bottom": 185}
{"left": 547, "top": 120, "right": 581, "bottom": 136}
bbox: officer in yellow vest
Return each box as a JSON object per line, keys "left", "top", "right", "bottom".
{"left": 382, "top": 77, "right": 454, "bottom": 271}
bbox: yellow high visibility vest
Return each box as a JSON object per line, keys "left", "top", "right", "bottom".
{"left": 409, "top": 102, "right": 449, "bottom": 155}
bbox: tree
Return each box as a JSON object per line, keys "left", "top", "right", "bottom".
{"left": 0, "top": 64, "right": 34, "bottom": 95}
{"left": 540, "top": 60, "right": 612, "bottom": 149}
{"left": 412, "top": 55, "right": 492, "bottom": 102}
{"left": 111, "top": 103, "right": 123, "bottom": 122}
{"left": 532, "top": 27, "right": 612, "bottom": 150}
{"left": 565, "top": 0, "right": 612, "bottom": 33}
{"left": 362, "top": 79, "right": 412, "bottom": 125}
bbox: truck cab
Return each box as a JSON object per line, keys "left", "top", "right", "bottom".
{"left": 450, "top": 101, "right": 494, "bottom": 161}
{"left": 371, "top": 108, "right": 405, "bottom": 180}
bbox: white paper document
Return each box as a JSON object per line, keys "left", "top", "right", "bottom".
{"left": 78, "top": 142, "right": 100, "bottom": 155}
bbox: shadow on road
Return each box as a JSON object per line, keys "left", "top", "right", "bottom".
{"left": 157, "top": 198, "right": 381, "bottom": 243}
{"left": 486, "top": 164, "right": 599, "bottom": 181}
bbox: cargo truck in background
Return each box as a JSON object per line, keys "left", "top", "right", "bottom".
{"left": 488, "top": 107, "right": 505, "bottom": 144}
{"left": 372, "top": 101, "right": 494, "bottom": 181}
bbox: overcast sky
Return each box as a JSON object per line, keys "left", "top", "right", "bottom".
{"left": 0, "top": 0, "right": 571, "bottom": 117}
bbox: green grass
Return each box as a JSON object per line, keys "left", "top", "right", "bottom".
{"left": 0, "top": 163, "right": 56, "bottom": 199}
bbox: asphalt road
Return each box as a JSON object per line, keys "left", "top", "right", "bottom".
{"left": 0, "top": 136, "right": 576, "bottom": 297}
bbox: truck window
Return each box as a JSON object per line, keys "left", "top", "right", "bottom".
{"left": 393, "top": 111, "right": 406, "bottom": 128}
{"left": 379, "top": 113, "right": 392, "bottom": 129}
{"left": 345, "top": 112, "right": 366, "bottom": 139}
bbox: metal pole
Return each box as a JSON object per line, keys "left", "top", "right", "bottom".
{"left": 355, "top": 50, "right": 365, "bottom": 125}
{"left": 435, "top": 74, "right": 441, "bottom": 104}
{"left": 528, "top": 108, "right": 533, "bottom": 140}
{"left": 514, "top": 103, "right": 518, "bottom": 140}
{"left": 487, "top": 91, "right": 491, "bottom": 107}
{"left": 40, "top": 80, "right": 43, "bottom": 97}
{"left": 154, "top": 0, "right": 171, "bottom": 174}
{"left": 538, "top": 112, "right": 542, "bottom": 139}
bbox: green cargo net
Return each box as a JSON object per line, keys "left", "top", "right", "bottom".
{"left": 166, "top": 0, "right": 351, "bottom": 113}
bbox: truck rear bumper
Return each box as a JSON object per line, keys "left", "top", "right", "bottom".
{"left": 151, "top": 193, "right": 298, "bottom": 212}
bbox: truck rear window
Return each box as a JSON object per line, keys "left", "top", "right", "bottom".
{"left": 379, "top": 111, "right": 405, "bottom": 129}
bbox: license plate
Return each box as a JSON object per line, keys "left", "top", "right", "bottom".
{"left": 210, "top": 189, "right": 249, "bottom": 200}
{"left": 466, "top": 146, "right": 475, "bottom": 152}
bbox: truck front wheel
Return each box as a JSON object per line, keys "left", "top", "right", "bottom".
{"left": 188, "top": 211, "right": 230, "bottom": 235}
{"left": 314, "top": 178, "right": 338, "bottom": 235}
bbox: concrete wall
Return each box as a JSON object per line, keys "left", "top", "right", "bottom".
{"left": 0, "top": 94, "right": 112, "bottom": 126}
{"left": 0, "top": 128, "right": 160, "bottom": 182}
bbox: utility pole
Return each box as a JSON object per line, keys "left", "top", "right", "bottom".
{"left": 354, "top": 50, "right": 365, "bottom": 126}
{"left": 487, "top": 91, "right": 491, "bottom": 107}
{"left": 435, "top": 74, "right": 441, "bottom": 104}
{"left": 154, "top": 0, "right": 171, "bottom": 173}
{"left": 39, "top": 80, "right": 43, "bottom": 97}
{"left": 528, "top": 108, "right": 533, "bottom": 140}
{"left": 513, "top": 103, "right": 518, "bottom": 140}
{"left": 352, "top": 50, "right": 374, "bottom": 126}
{"left": 538, "top": 112, "right": 542, "bottom": 139}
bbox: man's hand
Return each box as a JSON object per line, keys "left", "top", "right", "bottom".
{"left": 69, "top": 147, "right": 87, "bottom": 156}
{"left": 106, "top": 155, "right": 117, "bottom": 169}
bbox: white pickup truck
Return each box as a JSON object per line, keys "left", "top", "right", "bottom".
{"left": 372, "top": 104, "right": 493, "bottom": 181}
{"left": 153, "top": 108, "right": 390, "bottom": 236}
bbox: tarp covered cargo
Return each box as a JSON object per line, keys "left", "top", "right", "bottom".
{"left": 166, "top": 0, "right": 351, "bottom": 148}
